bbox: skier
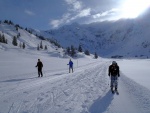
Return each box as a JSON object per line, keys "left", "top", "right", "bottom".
{"left": 108, "top": 61, "right": 120, "bottom": 93}
{"left": 35, "top": 59, "right": 43, "bottom": 77}
{"left": 67, "top": 59, "right": 73, "bottom": 73}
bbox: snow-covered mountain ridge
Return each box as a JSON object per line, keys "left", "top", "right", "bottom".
{"left": 38, "top": 9, "right": 150, "bottom": 58}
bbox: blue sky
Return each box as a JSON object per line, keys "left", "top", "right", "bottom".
{"left": 0, "top": 0, "right": 150, "bottom": 30}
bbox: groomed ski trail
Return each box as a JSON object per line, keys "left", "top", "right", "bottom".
{"left": 1, "top": 61, "right": 150, "bottom": 113}
{"left": 0, "top": 61, "right": 110, "bottom": 113}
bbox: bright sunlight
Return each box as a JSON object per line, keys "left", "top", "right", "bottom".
{"left": 121, "top": 0, "right": 150, "bottom": 18}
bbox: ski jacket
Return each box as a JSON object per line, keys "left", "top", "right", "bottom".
{"left": 108, "top": 64, "right": 120, "bottom": 77}
{"left": 36, "top": 61, "right": 43, "bottom": 69}
{"left": 69, "top": 61, "right": 73, "bottom": 68}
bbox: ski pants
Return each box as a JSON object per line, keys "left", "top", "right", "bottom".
{"left": 69, "top": 67, "right": 73, "bottom": 73}
{"left": 38, "top": 68, "right": 43, "bottom": 77}
{"left": 110, "top": 76, "right": 118, "bottom": 89}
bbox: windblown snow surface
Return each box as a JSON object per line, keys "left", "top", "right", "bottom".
{"left": 0, "top": 48, "right": 150, "bottom": 113}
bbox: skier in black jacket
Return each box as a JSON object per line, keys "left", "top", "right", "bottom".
{"left": 35, "top": 59, "right": 43, "bottom": 77}
{"left": 108, "top": 61, "right": 120, "bottom": 92}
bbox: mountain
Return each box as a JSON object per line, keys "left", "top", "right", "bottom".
{"left": 1, "top": 9, "right": 150, "bottom": 58}
{"left": 34, "top": 9, "right": 150, "bottom": 58}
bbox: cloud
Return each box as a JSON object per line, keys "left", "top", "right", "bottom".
{"left": 49, "top": 0, "right": 92, "bottom": 28}
{"left": 77, "top": 8, "right": 91, "bottom": 17}
{"left": 25, "top": 10, "right": 35, "bottom": 16}
{"left": 50, "top": 8, "right": 91, "bottom": 28}
{"left": 92, "top": 8, "right": 118, "bottom": 19}
{"left": 64, "top": 0, "right": 82, "bottom": 11}
{"left": 50, "top": 13, "right": 71, "bottom": 28}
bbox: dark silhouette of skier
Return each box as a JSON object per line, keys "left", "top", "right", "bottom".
{"left": 35, "top": 59, "right": 43, "bottom": 77}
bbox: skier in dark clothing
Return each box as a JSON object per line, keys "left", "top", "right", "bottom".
{"left": 67, "top": 59, "right": 73, "bottom": 73}
{"left": 108, "top": 61, "right": 120, "bottom": 92}
{"left": 35, "top": 59, "right": 43, "bottom": 77}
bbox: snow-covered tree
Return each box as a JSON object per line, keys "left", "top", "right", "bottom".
{"left": 12, "top": 36, "right": 17, "bottom": 46}
{"left": 71, "top": 45, "right": 76, "bottom": 56}
{"left": 37, "top": 44, "right": 40, "bottom": 50}
{"left": 94, "top": 52, "right": 98, "bottom": 59}
{"left": 66, "top": 47, "right": 70, "bottom": 54}
{"left": 44, "top": 45, "right": 47, "bottom": 50}
{"left": 84, "top": 50, "right": 90, "bottom": 55}
{"left": 78, "top": 45, "right": 82, "bottom": 52}
{"left": 40, "top": 41, "right": 43, "bottom": 49}
{"left": 23, "top": 42, "right": 25, "bottom": 49}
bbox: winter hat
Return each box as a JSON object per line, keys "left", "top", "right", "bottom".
{"left": 112, "top": 61, "right": 117, "bottom": 64}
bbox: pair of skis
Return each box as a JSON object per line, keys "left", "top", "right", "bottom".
{"left": 111, "top": 89, "right": 119, "bottom": 95}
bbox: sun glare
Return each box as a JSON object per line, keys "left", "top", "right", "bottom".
{"left": 121, "top": 0, "right": 150, "bottom": 18}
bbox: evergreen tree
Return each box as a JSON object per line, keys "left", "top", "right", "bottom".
{"left": 66, "top": 47, "right": 70, "bottom": 54}
{"left": 78, "top": 45, "right": 82, "bottom": 52}
{"left": 12, "top": 36, "right": 18, "bottom": 46}
{"left": 16, "top": 27, "right": 18, "bottom": 31}
{"left": 15, "top": 24, "right": 20, "bottom": 28}
{"left": 4, "top": 20, "right": 8, "bottom": 24}
{"left": 0, "top": 34, "right": 7, "bottom": 44}
{"left": 37, "top": 44, "right": 40, "bottom": 50}
{"left": 40, "top": 41, "right": 43, "bottom": 49}
{"left": 71, "top": 45, "right": 75, "bottom": 56}
{"left": 85, "top": 50, "right": 90, "bottom": 55}
{"left": 8, "top": 20, "right": 13, "bottom": 25}
{"left": 44, "top": 45, "right": 47, "bottom": 50}
{"left": 22, "top": 42, "right": 25, "bottom": 49}
{"left": 0, "top": 34, "right": 2, "bottom": 42}
{"left": 17, "top": 33, "right": 20, "bottom": 38}
{"left": 94, "top": 52, "right": 98, "bottom": 59}
{"left": 2, "top": 34, "right": 5, "bottom": 43}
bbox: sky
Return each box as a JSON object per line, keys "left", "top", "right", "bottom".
{"left": 0, "top": 0, "right": 150, "bottom": 30}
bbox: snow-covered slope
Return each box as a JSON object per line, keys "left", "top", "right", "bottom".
{"left": 36, "top": 9, "right": 150, "bottom": 58}
{"left": 0, "top": 22, "right": 67, "bottom": 58}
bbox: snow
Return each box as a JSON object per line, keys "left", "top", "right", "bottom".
{"left": 0, "top": 48, "right": 150, "bottom": 113}
{"left": 1, "top": 21, "right": 150, "bottom": 113}
{"left": 118, "top": 59, "right": 150, "bottom": 90}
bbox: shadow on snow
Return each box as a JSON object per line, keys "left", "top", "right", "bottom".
{"left": 89, "top": 90, "right": 114, "bottom": 113}
{"left": 0, "top": 77, "right": 36, "bottom": 83}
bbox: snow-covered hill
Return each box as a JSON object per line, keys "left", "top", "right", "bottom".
{"left": 35, "top": 9, "right": 150, "bottom": 58}
{"left": 0, "top": 22, "right": 68, "bottom": 59}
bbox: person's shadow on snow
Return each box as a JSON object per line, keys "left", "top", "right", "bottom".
{"left": 1, "top": 77, "right": 35, "bottom": 83}
{"left": 89, "top": 90, "right": 114, "bottom": 113}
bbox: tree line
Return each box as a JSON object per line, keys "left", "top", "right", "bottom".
{"left": 66, "top": 45, "right": 98, "bottom": 59}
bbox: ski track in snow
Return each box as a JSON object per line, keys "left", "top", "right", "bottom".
{"left": 0, "top": 61, "right": 150, "bottom": 113}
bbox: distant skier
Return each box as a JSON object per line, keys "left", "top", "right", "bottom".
{"left": 67, "top": 59, "right": 73, "bottom": 73}
{"left": 35, "top": 59, "right": 43, "bottom": 77}
{"left": 108, "top": 61, "right": 120, "bottom": 92}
